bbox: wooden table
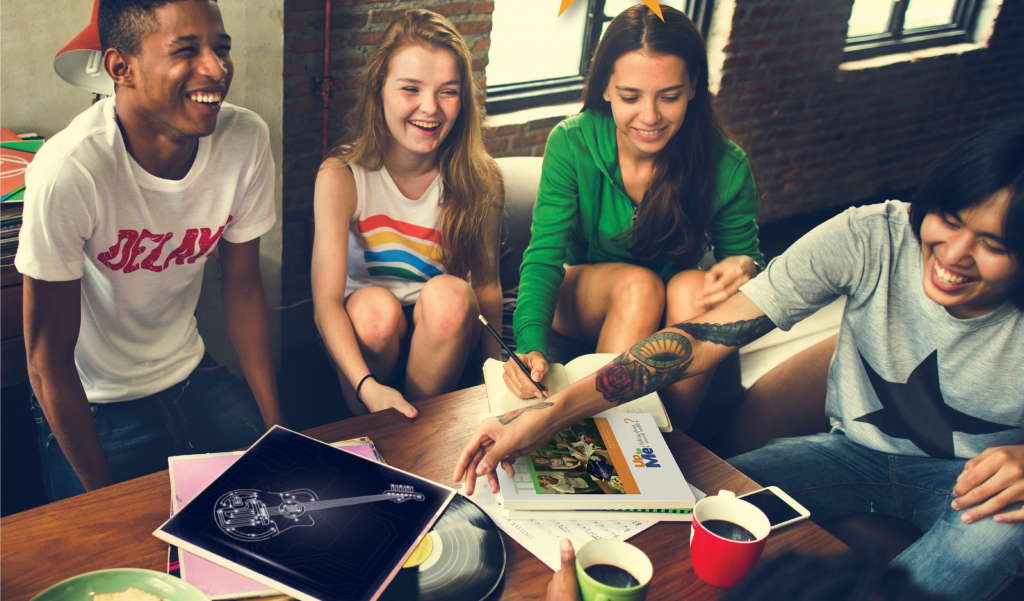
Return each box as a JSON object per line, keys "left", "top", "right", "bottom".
{"left": 0, "top": 386, "right": 846, "bottom": 601}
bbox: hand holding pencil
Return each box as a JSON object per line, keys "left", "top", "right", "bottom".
{"left": 478, "top": 316, "right": 549, "bottom": 399}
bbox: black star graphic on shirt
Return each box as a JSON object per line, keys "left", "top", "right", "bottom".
{"left": 854, "top": 350, "right": 1016, "bottom": 459}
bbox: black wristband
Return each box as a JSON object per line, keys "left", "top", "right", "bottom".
{"left": 355, "top": 374, "right": 375, "bottom": 404}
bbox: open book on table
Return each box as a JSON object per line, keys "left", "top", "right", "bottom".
{"left": 483, "top": 353, "right": 673, "bottom": 432}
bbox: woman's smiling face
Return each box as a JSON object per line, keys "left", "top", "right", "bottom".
{"left": 920, "top": 188, "right": 1020, "bottom": 319}
{"left": 603, "top": 51, "right": 696, "bottom": 160}
{"left": 381, "top": 44, "right": 462, "bottom": 162}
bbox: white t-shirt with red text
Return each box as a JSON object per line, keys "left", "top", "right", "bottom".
{"left": 15, "top": 98, "right": 276, "bottom": 403}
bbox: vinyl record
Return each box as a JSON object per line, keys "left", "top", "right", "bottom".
{"left": 381, "top": 495, "right": 506, "bottom": 601}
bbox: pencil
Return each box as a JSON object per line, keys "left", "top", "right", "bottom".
{"left": 478, "top": 315, "right": 548, "bottom": 398}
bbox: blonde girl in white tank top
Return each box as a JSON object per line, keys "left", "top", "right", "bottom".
{"left": 312, "top": 10, "right": 503, "bottom": 418}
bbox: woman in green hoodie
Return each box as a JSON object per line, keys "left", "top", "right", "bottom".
{"left": 503, "top": 5, "right": 765, "bottom": 431}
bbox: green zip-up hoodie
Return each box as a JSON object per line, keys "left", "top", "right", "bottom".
{"left": 513, "top": 109, "right": 765, "bottom": 357}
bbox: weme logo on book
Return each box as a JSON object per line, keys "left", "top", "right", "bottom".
{"left": 632, "top": 447, "right": 660, "bottom": 468}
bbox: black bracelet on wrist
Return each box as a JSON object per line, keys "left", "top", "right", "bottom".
{"left": 355, "top": 374, "right": 375, "bottom": 404}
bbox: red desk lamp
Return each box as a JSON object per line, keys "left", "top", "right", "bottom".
{"left": 54, "top": 0, "right": 114, "bottom": 96}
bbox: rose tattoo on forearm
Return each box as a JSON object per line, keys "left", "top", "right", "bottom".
{"left": 596, "top": 332, "right": 693, "bottom": 404}
{"left": 595, "top": 316, "right": 776, "bottom": 404}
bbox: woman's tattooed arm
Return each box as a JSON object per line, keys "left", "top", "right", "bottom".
{"left": 595, "top": 316, "right": 776, "bottom": 404}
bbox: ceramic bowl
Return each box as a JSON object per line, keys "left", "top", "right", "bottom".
{"left": 32, "top": 568, "right": 210, "bottom": 601}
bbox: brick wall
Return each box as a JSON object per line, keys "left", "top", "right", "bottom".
{"left": 484, "top": 0, "right": 1024, "bottom": 222}
{"left": 716, "top": 0, "right": 1023, "bottom": 220}
{"left": 281, "top": 0, "right": 493, "bottom": 350}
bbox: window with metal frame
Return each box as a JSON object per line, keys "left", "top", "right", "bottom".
{"left": 485, "top": 0, "right": 712, "bottom": 115}
{"left": 845, "top": 0, "right": 981, "bottom": 60}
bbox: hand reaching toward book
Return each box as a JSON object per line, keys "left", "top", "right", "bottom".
{"left": 453, "top": 399, "right": 566, "bottom": 495}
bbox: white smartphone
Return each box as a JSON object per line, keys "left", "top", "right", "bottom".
{"left": 739, "top": 486, "right": 810, "bottom": 530}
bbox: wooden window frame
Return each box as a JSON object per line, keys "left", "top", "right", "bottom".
{"left": 485, "top": 0, "right": 713, "bottom": 115}
{"left": 845, "top": 0, "right": 981, "bottom": 61}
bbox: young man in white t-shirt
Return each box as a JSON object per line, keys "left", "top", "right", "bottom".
{"left": 15, "top": 0, "right": 283, "bottom": 501}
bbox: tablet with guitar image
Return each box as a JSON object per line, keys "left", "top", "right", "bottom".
{"left": 215, "top": 484, "right": 425, "bottom": 541}
{"left": 155, "top": 427, "right": 455, "bottom": 601}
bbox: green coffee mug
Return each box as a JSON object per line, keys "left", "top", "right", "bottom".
{"left": 575, "top": 539, "right": 653, "bottom": 601}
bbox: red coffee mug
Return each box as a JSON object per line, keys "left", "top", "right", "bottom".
{"left": 689, "top": 490, "right": 771, "bottom": 588}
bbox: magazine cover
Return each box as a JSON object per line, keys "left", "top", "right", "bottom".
{"left": 155, "top": 426, "right": 454, "bottom": 601}
{"left": 496, "top": 413, "right": 694, "bottom": 510}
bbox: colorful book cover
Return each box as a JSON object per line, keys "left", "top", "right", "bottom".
{"left": 0, "top": 140, "right": 45, "bottom": 153}
{"left": 0, "top": 127, "right": 22, "bottom": 143}
{"left": 156, "top": 426, "right": 453, "bottom": 601}
{"left": 168, "top": 438, "right": 384, "bottom": 599}
{"left": 1, "top": 146, "right": 35, "bottom": 199}
{"left": 495, "top": 413, "right": 694, "bottom": 510}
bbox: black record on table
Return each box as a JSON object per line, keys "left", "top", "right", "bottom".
{"left": 380, "top": 495, "right": 506, "bottom": 601}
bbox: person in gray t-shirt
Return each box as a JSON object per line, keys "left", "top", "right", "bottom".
{"left": 455, "top": 119, "right": 1024, "bottom": 601}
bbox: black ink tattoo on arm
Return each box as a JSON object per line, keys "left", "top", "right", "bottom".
{"left": 498, "top": 402, "right": 554, "bottom": 425}
{"left": 674, "top": 316, "right": 775, "bottom": 346}
{"left": 596, "top": 332, "right": 693, "bottom": 404}
{"left": 594, "top": 316, "right": 776, "bottom": 404}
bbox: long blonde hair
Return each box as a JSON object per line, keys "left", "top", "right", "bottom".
{"left": 325, "top": 9, "right": 501, "bottom": 282}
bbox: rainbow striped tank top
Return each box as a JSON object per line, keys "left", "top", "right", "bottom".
{"left": 346, "top": 163, "right": 446, "bottom": 305}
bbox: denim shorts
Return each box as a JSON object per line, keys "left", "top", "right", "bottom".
{"left": 31, "top": 353, "right": 265, "bottom": 502}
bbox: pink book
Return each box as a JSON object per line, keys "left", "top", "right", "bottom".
{"left": 168, "top": 438, "right": 383, "bottom": 599}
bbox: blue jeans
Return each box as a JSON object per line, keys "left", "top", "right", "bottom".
{"left": 31, "top": 354, "right": 265, "bottom": 502}
{"left": 728, "top": 432, "right": 1024, "bottom": 601}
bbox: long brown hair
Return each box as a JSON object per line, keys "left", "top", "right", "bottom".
{"left": 583, "top": 4, "right": 732, "bottom": 264}
{"left": 324, "top": 9, "right": 501, "bottom": 282}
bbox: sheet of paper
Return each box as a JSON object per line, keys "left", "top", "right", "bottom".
{"left": 461, "top": 475, "right": 704, "bottom": 571}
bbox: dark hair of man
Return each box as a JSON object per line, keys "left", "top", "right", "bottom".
{"left": 582, "top": 4, "right": 734, "bottom": 264}
{"left": 720, "top": 550, "right": 946, "bottom": 601}
{"left": 99, "top": 0, "right": 210, "bottom": 55}
{"left": 908, "top": 117, "right": 1024, "bottom": 310}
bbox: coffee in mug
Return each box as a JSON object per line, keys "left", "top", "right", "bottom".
{"left": 700, "top": 519, "right": 757, "bottom": 542}
{"left": 575, "top": 539, "right": 653, "bottom": 601}
{"left": 584, "top": 564, "right": 641, "bottom": 588}
{"left": 689, "top": 490, "right": 771, "bottom": 588}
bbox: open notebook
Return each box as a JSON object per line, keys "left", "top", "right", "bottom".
{"left": 483, "top": 353, "right": 672, "bottom": 432}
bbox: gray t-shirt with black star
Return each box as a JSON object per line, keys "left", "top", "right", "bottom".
{"left": 740, "top": 201, "right": 1023, "bottom": 459}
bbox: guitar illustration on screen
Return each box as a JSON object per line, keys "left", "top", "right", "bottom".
{"left": 214, "top": 484, "right": 425, "bottom": 541}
